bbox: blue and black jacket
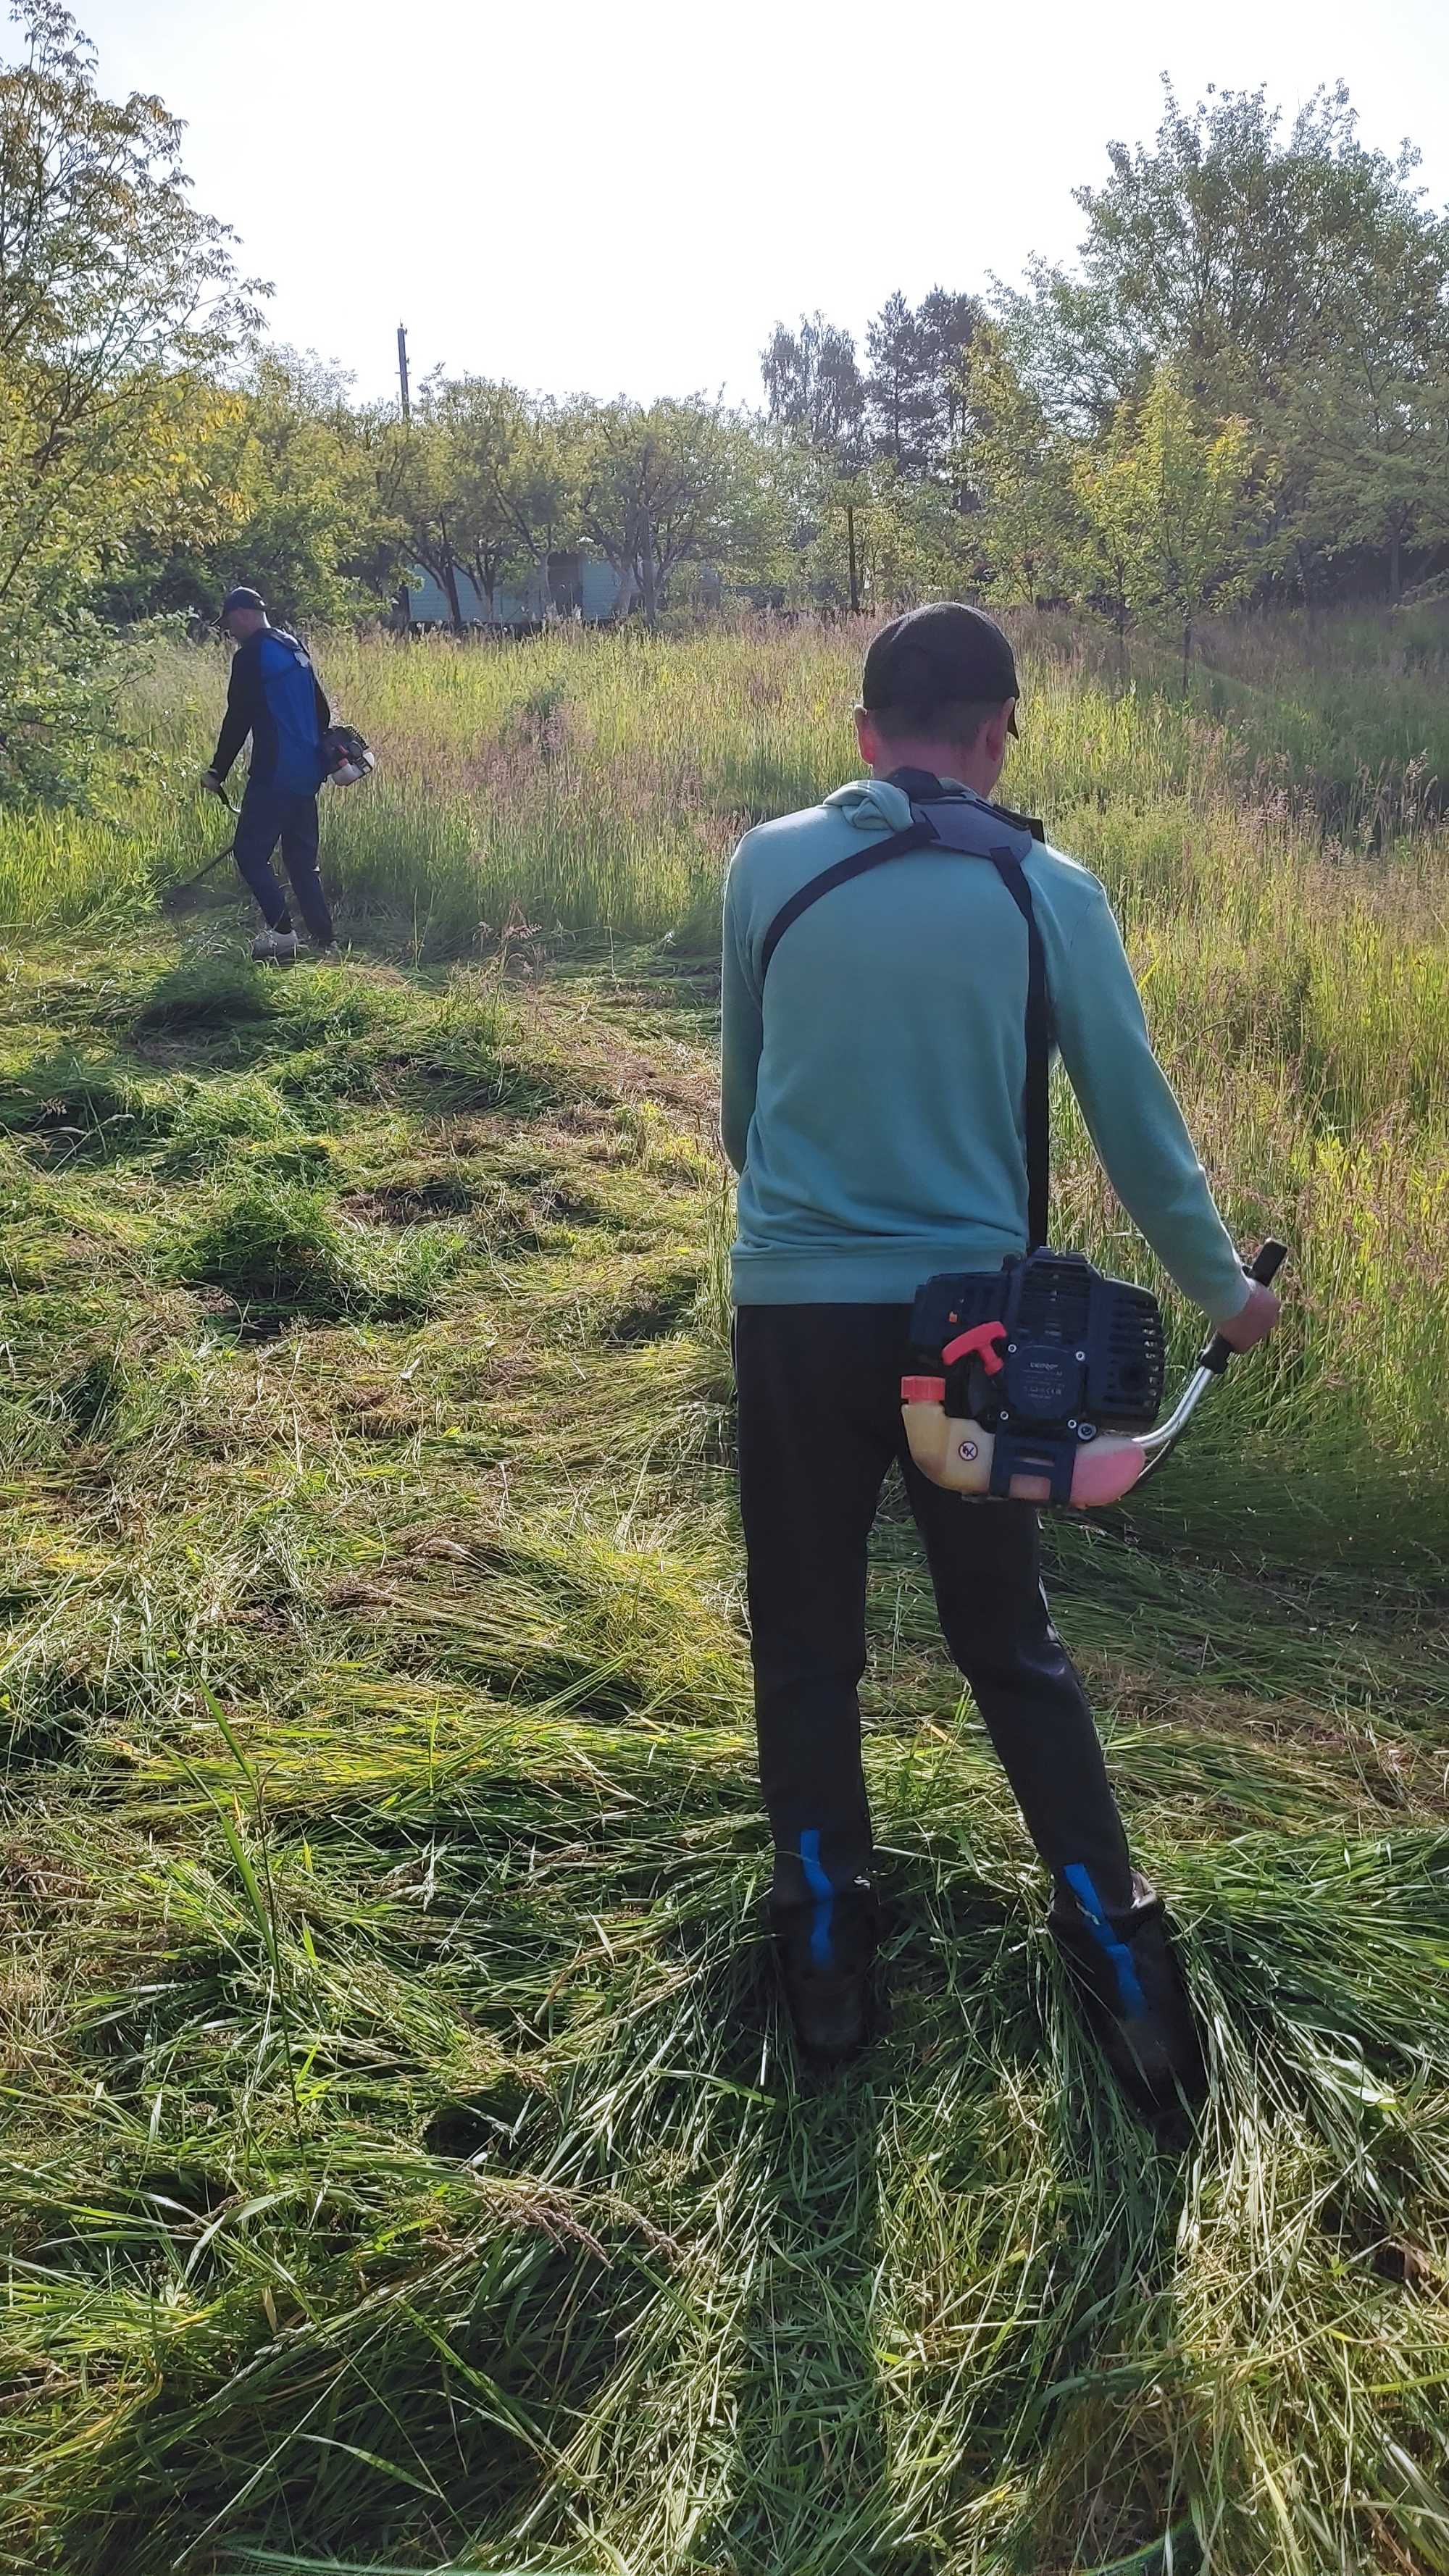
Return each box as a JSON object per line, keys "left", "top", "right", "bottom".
{"left": 212, "top": 626, "right": 332, "bottom": 796}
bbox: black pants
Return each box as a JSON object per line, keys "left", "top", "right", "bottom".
{"left": 735, "top": 1302, "right": 1136, "bottom": 1919}
{"left": 233, "top": 784, "right": 333, "bottom": 945}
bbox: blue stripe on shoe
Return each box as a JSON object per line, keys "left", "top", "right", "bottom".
{"left": 798, "top": 1829, "right": 835, "bottom": 1969}
{"left": 1063, "top": 1865, "right": 1148, "bottom": 2017}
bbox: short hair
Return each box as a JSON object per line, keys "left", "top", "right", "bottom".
{"left": 867, "top": 695, "right": 1009, "bottom": 750}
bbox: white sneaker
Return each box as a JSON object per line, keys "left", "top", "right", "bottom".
{"left": 251, "top": 927, "right": 300, "bottom": 963}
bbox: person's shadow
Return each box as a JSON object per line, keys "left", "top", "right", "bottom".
{"left": 712, "top": 1849, "right": 1195, "bottom": 2576}
{"left": 714, "top": 2033, "right": 909, "bottom": 2574}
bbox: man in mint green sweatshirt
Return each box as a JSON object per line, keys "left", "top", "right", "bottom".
{"left": 722, "top": 603, "right": 1277, "bottom": 2105}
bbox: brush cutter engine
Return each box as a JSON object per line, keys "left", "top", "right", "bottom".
{"left": 322, "top": 722, "right": 375, "bottom": 786}
{"left": 903, "top": 1251, "right": 1167, "bottom": 1507}
{"left": 903, "top": 1240, "right": 1286, "bottom": 1509}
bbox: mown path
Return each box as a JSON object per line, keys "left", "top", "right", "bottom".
{"left": 2, "top": 924, "right": 1448, "bottom": 2576}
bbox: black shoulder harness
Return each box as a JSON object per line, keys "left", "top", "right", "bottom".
{"left": 758, "top": 779, "right": 1051, "bottom": 1252}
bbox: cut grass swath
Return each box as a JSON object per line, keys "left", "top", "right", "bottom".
{"left": 182, "top": 1680, "right": 303, "bottom": 2134}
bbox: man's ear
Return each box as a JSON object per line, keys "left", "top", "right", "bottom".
{"left": 981, "top": 703, "right": 1012, "bottom": 768}
{"left": 855, "top": 706, "right": 882, "bottom": 768}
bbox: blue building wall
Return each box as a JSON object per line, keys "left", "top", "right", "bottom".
{"left": 406, "top": 553, "right": 619, "bottom": 627}
{"left": 577, "top": 558, "right": 621, "bottom": 619}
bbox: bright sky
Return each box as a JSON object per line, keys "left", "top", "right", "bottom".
{"left": 75, "top": 0, "right": 1449, "bottom": 409}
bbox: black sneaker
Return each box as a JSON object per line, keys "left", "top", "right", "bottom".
{"left": 1050, "top": 1871, "right": 1207, "bottom": 2128}
{"left": 772, "top": 1878, "right": 880, "bottom": 2067}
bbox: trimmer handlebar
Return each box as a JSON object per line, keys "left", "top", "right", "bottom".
{"left": 1198, "top": 1239, "right": 1289, "bottom": 1376}
{"left": 1131, "top": 1237, "right": 1289, "bottom": 1489}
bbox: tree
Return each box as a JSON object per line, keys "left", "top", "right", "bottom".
{"left": 569, "top": 398, "right": 772, "bottom": 624}
{"left": 103, "top": 351, "right": 411, "bottom": 627}
{"left": 473, "top": 396, "right": 577, "bottom": 601}
{"left": 393, "top": 377, "right": 470, "bottom": 627}
{"left": 848, "top": 465, "right": 963, "bottom": 606}
{"left": 996, "top": 79, "right": 1449, "bottom": 599}
{"left": 1001, "top": 82, "right": 1445, "bottom": 418}
{"left": 1291, "top": 367, "right": 1449, "bottom": 603}
{"left": 861, "top": 290, "right": 984, "bottom": 480}
{"left": 0, "top": 0, "right": 256, "bottom": 790}
{"left": 759, "top": 293, "right": 985, "bottom": 604}
{"left": 1077, "top": 365, "right": 1273, "bottom": 685}
{"left": 955, "top": 326, "right": 1086, "bottom": 606}
{"left": 865, "top": 291, "right": 935, "bottom": 473}
{"left": 916, "top": 288, "right": 983, "bottom": 467}
{"left": 760, "top": 313, "right": 866, "bottom": 469}
{"left": 1278, "top": 241, "right": 1449, "bottom": 601}
{"left": 759, "top": 317, "right": 868, "bottom": 605}
{"left": 389, "top": 380, "right": 580, "bottom": 626}
{"left": 346, "top": 393, "right": 416, "bottom": 610}
{"left": 762, "top": 443, "right": 966, "bottom": 613}
{"left": 425, "top": 378, "right": 533, "bottom": 621}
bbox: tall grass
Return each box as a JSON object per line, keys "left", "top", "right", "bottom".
{"left": 1017, "top": 601, "right": 1449, "bottom": 837}
{"left": 1185, "top": 602, "right": 1449, "bottom": 828}
{"left": 59, "top": 620, "right": 1437, "bottom": 1561}
{"left": 0, "top": 798, "right": 164, "bottom": 927}
{"left": 3, "top": 622, "right": 1448, "bottom": 1551}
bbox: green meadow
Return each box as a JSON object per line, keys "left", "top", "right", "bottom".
{"left": 2, "top": 615, "right": 1448, "bottom": 2575}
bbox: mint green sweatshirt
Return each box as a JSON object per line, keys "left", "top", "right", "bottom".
{"left": 720, "top": 775, "right": 1250, "bottom": 1321}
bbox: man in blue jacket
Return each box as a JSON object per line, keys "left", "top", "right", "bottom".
{"left": 722, "top": 604, "right": 1278, "bottom": 2111}
{"left": 201, "top": 587, "right": 335, "bottom": 961}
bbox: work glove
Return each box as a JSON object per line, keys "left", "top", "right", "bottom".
{"left": 200, "top": 768, "right": 225, "bottom": 798}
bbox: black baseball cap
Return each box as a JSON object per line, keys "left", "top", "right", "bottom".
{"left": 861, "top": 603, "right": 1020, "bottom": 734}
{"left": 220, "top": 585, "right": 266, "bottom": 617}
